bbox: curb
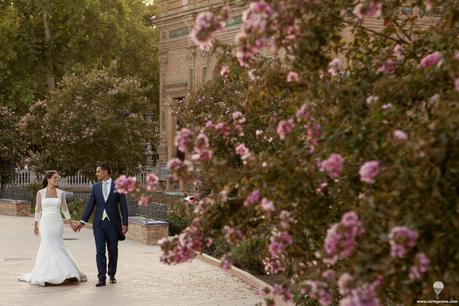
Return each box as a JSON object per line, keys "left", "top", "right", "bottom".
{"left": 195, "top": 253, "right": 291, "bottom": 306}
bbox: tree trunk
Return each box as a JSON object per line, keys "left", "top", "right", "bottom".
{"left": 42, "top": 0, "right": 55, "bottom": 91}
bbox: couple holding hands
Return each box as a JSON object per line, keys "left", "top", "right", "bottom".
{"left": 19, "top": 163, "right": 128, "bottom": 288}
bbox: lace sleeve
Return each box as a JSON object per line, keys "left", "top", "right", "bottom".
{"left": 34, "top": 190, "right": 42, "bottom": 222}
{"left": 60, "top": 190, "right": 71, "bottom": 220}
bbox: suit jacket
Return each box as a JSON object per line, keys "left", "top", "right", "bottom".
{"left": 81, "top": 180, "right": 128, "bottom": 234}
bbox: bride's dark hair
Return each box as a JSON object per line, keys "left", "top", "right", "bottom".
{"left": 42, "top": 170, "right": 58, "bottom": 189}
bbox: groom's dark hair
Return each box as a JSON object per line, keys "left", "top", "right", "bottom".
{"left": 97, "top": 163, "right": 111, "bottom": 175}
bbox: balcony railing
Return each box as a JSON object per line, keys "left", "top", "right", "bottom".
{"left": 159, "top": 0, "right": 224, "bottom": 15}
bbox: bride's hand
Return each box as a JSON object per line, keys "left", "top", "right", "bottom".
{"left": 34, "top": 224, "right": 39, "bottom": 236}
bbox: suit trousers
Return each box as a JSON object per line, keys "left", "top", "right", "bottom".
{"left": 93, "top": 218, "right": 118, "bottom": 281}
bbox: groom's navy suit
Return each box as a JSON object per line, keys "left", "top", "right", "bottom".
{"left": 81, "top": 180, "right": 128, "bottom": 281}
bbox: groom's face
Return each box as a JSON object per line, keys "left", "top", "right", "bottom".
{"left": 95, "top": 167, "right": 108, "bottom": 181}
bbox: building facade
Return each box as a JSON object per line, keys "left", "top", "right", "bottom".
{"left": 155, "top": 0, "right": 245, "bottom": 190}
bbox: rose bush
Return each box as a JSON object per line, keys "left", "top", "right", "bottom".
{"left": 135, "top": 1, "right": 458, "bottom": 304}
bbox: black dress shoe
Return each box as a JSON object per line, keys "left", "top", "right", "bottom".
{"left": 109, "top": 277, "right": 116, "bottom": 284}
{"left": 95, "top": 280, "right": 106, "bottom": 287}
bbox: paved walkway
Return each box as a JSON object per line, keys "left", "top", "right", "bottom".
{"left": 0, "top": 215, "right": 264, "bottom": 306}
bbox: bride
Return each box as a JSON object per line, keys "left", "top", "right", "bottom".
{"left": 18, "top": 170, "right": 87, "bottom": 286}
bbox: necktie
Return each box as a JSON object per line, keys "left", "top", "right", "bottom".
{"left": 103, "top": 182, "right": 109, "bottom": 201}
{"left": 102, "top": 181, "right": 110, "bottom": 221}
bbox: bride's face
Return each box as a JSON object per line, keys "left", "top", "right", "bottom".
{"left": 47, "top": 173, "right": 59, "bottom": 187}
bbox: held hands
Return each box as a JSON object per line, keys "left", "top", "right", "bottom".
{"left": 68, "top": 221, "right": 77, "bottom": 231}
{"left": 122, "top": 225, "right": 128, "bottom": 235}
{"left": 65, "top": 219, "right": 84, "bottom": 232}
{"left": 64, "top": 220, "right": 76, "bottom": 231}
{"left": 74, "top": 223, "right": 85, "bottom": 232}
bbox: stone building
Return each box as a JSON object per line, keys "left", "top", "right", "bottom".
{"left": 155, "top": 1, "right": 438, "bottom": 191}
{"left": 155, "top": 0, "right": 245, "bottom": 190}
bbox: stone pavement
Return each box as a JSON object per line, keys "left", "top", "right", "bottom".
{"left": 0, "top": 215, "right": 264, "bottom": 306}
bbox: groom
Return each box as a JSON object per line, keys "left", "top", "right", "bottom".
{"left": 75, "top": 163, "right": 128, "bottom": 287}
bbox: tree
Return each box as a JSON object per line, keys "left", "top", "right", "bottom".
{"left": 0, "top": 0, "right": 159, "bottom": 114}
{"left": 123, "top": 1, "right": 459, "bottom": 305}
{"left": 0, "top": 106, "right": 25, "bottom": 186}
{"left": 21, "top": 66, "right": 158, "bottom": 177}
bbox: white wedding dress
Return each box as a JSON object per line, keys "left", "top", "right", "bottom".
{"left": 18, "top": 188, "right": 87, "bottom": 286}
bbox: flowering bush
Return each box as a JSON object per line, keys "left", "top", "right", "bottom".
{"left": 143, "top": 1, "right": 458, "bottom": 304}
{"left": 20, "top": 66, "right": 158, "bottom": 176}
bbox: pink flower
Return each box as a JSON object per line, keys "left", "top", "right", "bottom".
{"left": 320, "top": 153, "right": 344, "bottom": 179}
{"left": 339, "top": 285, "right": 381, "bottom": 306}
{"left": 235, "top": 1, "right": 276, "bottom": 67}
{"left": 220, "top": 66, "right": 231, "bottom": 77}
{"left": 244, "top": 190, "right": 260, "bottom": 206}
{"left": 205, "top": 120, "right": 215, "bottom": 129}
{"left": 190, "top": 12, "right": 224, "bottom": 50}
{"left": 195, "top": 133, "right": 209, "bottom": 150}
{"left": 268, "top": 231, "right": 293, "bottom": 258}
{"left": 220, "top": 253, "right": 233, "bottom": 270}
{"left": 146, "top": 173, "right": 158, "bottom": 191}
{"left": 306, "top": 123, "right": 321, "bottom": 153}
{"left": 420, "top": 51, "right": 443, "bottom": 69}
{"left": 175, "top": 128, "right": 193, "bottom": 153}
{"left": 382, "top": 103, "right": 393, "bottom": 110}
{"left": 377, "top": 59, "right": 396, "bottom": 73}
{"left": 138, "top": 195, "right": 149, "bottom": 206}
{"left": 359, "top": 161, "right": 380, "bottom": 184}
{"left": 388, "top": 226, "right": 418, "bottom": 258}
{"left": 232, "top": 111, "right": 246, "bottom": 124}
{"left": 287, "top": 71, "right": 299, "bottom": 83}
{"left": 296, "top": 104, "right": 311, "bottom": 120}
{"left": 277, "top": 118, "right": 295, "bottom": 140}
{"left": 322, "top": 269, "right": 336, "bottom": 281}
{"left": 167, "top": 158, "right": 194, "bottom": 181}
{"left": 366, "top": 1, "right": 383, "bottom": 18}
{"left": 272, "top": 284, "right": 294, "bottom": 303}
{"left": 279, "top": 210, "right": 295, "bottom": 229}
{"left": 393, "top": 130, "right": 408, "bottom": 141}
{"left": 160, "top": 219, "right": 204, "bottom": 264}
{"left": 192, "top": 148, "right": 214, "bottom": 161}
{"left": 409, "top": 252, "right": 431, "bottom": 280}
{"left": 261, "top": 198, "right": 275, "bottom": 212}
{"left": 323, "top": 211, "right": 363, "bottom": 265}
{"left": 328, "top": 58, "right": 342, "bottom": 76}
{"left": 366, "top": 95, "right": 379, "bottom": 105}
{"left": 223, "top": 225, "right": 243, "bottom": 245}
{"left": 204, "top": 237, "right": 213, "bottom": 247}
{"left": 192, "top": 133, "right": 213, "bottom": 161}
{"left": 216, "top": 122, "right": 230, "bottom": 137}
{"left": 263, "top": 256, "right": 285, "bottom": 275}
{"left": 393, "top": 44, "right": 404, "bottom": 59}
{"left": 353, "top": 4, "right": 364, "bottom": 19}
{"left": 429, "top": 94, "right": 440, "bottom": 104}
{"left": 353, "top": 1, "right": 382, "bottom": 19}
{"left": 302, "top": 280, "right": 333, "bottom": 306}
{"left": 454, "top": 78, "right": 459, "bottom": 92}
{"left": 235, "top": 143, "right": 252, "bottom": 161}
{"left": 115, "top": 175, "right": 136, "bottom": 194}
{"left": 338, "top": 273, "right": 354, "bottom": 295}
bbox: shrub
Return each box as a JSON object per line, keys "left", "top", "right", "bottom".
{"left": 142, "top": 1, "right": 459, "bottom": 304}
